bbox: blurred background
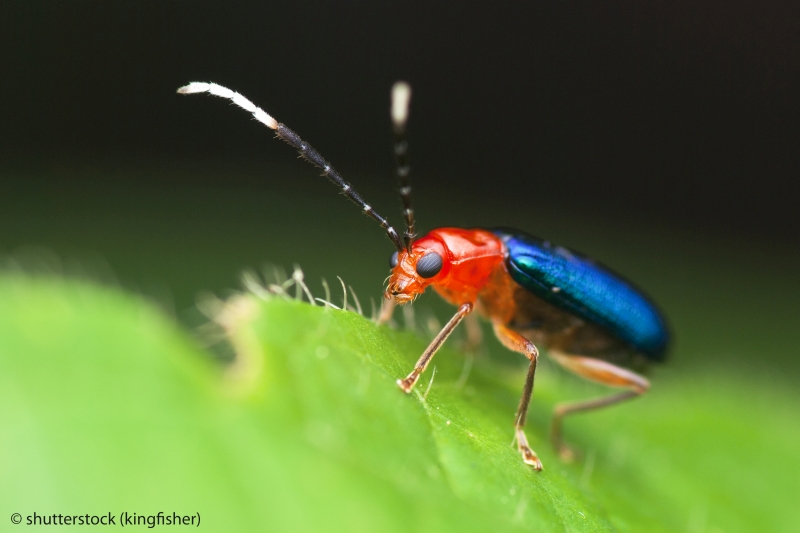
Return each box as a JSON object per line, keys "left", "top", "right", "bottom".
{"left": 2, "top": 4, "right": 800, "bottom": 531}
{"left": 1, "top": 1, "right": 798, "bottom": 371}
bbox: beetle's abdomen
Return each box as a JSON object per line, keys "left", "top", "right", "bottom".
{"left": 493, "top": 229, "right": 670, "bottom": 361}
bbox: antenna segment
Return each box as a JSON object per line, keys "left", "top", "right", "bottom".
{"left": 178, "top": 82, "right": 405, "bottom": 253}
{"left": 391, "top": 82, "right": 415, "bottom": 252}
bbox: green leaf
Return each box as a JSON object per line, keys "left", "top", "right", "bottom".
{"left": 1, "top": 274, "right": 798, "bottom": 532}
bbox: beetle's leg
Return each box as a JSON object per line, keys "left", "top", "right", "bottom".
{"left": 397, "top": 302, "right": 472, "bottom": 392}
{"left": 376, "top": 298, "right": 396, "bottom": 325}
{"left": 492, "top": 323, "right": 543, "bottom": 471}
{"left": 451, "top": 313, "right": 482, "bottom": 389}
{"left": 548, "top": 351, "right": 649, "bottom": 461}
{"left": 462, "top": 313, "right": 483, "bottom": 352}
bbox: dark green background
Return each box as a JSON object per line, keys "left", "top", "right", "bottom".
{"left": 3, "top": 1, "right": 799, "bottom": 238}
{"left": 1, "top": 0, "right": 798, "bottom": 388}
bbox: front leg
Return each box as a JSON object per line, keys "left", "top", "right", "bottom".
{"left": 376, "top": 297, "right": 396, "bottom": 325}
{"left": 397, "top": 302, "right": 473, "bottom": 392}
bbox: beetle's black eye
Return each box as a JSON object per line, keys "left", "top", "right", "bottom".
{"left": 390, "top": 251, "right": 399, "bottom": 268}
{"left": 415, "top": 252, "right": 443, "bottom": 278}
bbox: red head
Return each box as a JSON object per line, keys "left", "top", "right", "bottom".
{"left": 386, "top": 228, "right": 506, "bottom": 306}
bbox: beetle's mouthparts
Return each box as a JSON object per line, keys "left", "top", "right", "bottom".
{"left": 385, "top": 282, "right": 412, "bottom": 303}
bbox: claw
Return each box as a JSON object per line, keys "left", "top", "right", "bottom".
{"left": 520, "top": 444, "right": 543, "bottom": 471}
{"left": 397, "top": 374, "right": 417, "bottom": 393}
{"left": 515, "top": 428, "right": 544, "bottom": 471}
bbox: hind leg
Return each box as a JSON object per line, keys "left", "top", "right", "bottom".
{"left": 548, "top": 351, "right": 649, "bottom": 461}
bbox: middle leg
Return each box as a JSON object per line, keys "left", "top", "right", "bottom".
{"left": 492, "top": 323, "right": 542, "bottom": 471}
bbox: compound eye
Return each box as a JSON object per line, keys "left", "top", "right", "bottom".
{"left": 415, "top": 252, "right": 443, "bottom": 278}
{"left": 390, "top": 251, "right": 399, "bottom": 268}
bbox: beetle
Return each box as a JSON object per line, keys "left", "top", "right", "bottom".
{"left": 177, "top": 81, "right": 670, "bottom": 471}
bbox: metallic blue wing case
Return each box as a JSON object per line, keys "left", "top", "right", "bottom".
{"left": 494, "top": 229, "right": 670, "bottom": 361}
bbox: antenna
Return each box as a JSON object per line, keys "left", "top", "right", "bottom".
{"left": 177, "top": 82, "right": 405, "bottom": 253}
{"left": 391, "top": 82, "right": 415, "bottom": 252}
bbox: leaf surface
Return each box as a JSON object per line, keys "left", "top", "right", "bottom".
{"left": 1, "top": 275, "right": 797, "bottom": 532}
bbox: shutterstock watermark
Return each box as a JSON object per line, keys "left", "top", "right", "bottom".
{"left": 9, "top": 511, "right": 201, "bottom": 527}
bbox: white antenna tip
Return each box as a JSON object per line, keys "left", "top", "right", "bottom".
{"left": 391, "top": 81, "right": 412, "bottom": 128}
{"left": 177, "top": 82, "right": 210, "bottom": 95}
{"left": 176, "top": 81, "right": 279, "bottom": 130}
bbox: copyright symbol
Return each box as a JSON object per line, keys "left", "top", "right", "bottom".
{"left": 10, "top": 513, "right": 22, "bottom": 524}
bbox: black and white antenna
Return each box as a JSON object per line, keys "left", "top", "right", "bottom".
{"left": 391, "top": 82, "right": 415, "bottom": 252}
{"left": 177, "top": 82, "right": 405, "bottom": 253}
